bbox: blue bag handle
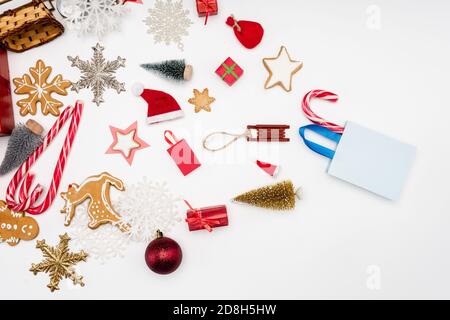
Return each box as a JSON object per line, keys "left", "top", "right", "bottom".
{"left": 299, "top": 124, "right": 342, "bottom": 159}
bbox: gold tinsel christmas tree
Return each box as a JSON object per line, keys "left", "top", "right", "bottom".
{"left": 233, "top": 180, "right": 301, "bottom": 210}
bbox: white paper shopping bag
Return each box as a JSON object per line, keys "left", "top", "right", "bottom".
{"left": 299, "top": 122, "right": 416, "bottom": 200}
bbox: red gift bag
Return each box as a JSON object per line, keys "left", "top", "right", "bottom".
{"left": 185, "top": 200, "right": 228, "bottom": 232}
{"left": 0, "top": 47, "right": 14, "bottom": 136}
{"left": 164, "top": 130, "right": 201, "bottom": 176}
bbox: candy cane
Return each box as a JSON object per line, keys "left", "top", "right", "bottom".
{"left": 301, "top": 90, "right": 345, "bottom": 133}
{"left": 6, "top": 101, "right": 84, "bottom": 215}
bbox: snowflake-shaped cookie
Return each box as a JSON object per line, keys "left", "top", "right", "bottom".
{"left": 114, "top": 178, "right": 182, "bottom": 243}
{"left": 143, "top": 0, "right": 193, "bottom": 51}
{"left": 61, "top": 0, "right": 128, "bottom": 38}
{"left": 68, "top": 43, "right": 126, "bottom": 106}
{"left": 13, "top": 60, "right": 72, "bottom": 116}
{"left": 68, "top": 203, "right": 130, "bottom": 264}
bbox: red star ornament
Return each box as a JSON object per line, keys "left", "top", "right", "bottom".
{"left": 106, "top": 121, "right": 149, "bottom": 165}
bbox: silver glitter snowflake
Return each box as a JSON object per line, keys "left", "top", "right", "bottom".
{"left": 68, "top": 43, "right": 126, "bottom": 106}
{"left": 143, "top": 0, "right": 193, "bottom": 51}
{"left": 68, "top": 203, "right": 130, "bottom": 264}
{"left": 61, "top": 0, "right": 128, "bottom": 38}
{"left": 113, "top": 178, "right": 183, "bottom": 243}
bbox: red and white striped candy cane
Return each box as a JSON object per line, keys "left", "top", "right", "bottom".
{"left": 302, "top": 90, "right": 345, "bottom": 133}
{"left": 6, "top": 101, "right": 84, "bottom": 215}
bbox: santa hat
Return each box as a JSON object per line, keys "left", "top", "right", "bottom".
{"left": 132, "top": 83, "right": 184, "bottom": 124}
{"left": 256, "top": 160, "right": 279, "bottom": 177}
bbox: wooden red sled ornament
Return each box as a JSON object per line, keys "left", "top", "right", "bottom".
{"left": 246, "top": 124, "right": 290, "bottom": 142}
{"left": 202, "top": 124, "right": 290, "bottom": 152}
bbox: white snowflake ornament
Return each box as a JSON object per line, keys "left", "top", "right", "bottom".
{"left": 61, "top": 0, "right": 128, "bottom": 38}
{"left": 114, "top": 178, "right": 182, "bottom": 243}
{"left": 143, "top": 0, "right": 193, "bottom": 51}
{"left": 68, "top": 203, "right": 130, "bottom": 264}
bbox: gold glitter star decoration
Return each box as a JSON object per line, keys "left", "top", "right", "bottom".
{"left": 262, "top": 46, "right": 303, "bottom": 92}
{"left": 30, "top": 233, "right": 88, "bottom": 292}
{"left": 188, "top": 88, "right": 216, "bottom": 113}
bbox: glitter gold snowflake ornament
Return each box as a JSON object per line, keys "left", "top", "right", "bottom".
{"left": 68, "top": 43, "right": 126, "bottom": 106}
{"left": 13, "top": 60, "right": 72, "bottom": 116}
{"left": 30, "top": 233, "right": 88, "bottom": 292}
{"left": 144, "top": 0, "right": 193, "bottom": 51}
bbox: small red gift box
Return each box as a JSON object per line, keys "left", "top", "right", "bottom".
{"left": 164, "top": 130, "right": 201, "bottom": 176}
{"left": 196, "top": 0, "right": 218, "bottom": 17}
{"left": 185, "top": 203, "right": 228, "bottom": 232}
{"left": 215, "top": 57, "right": 243, "bottom": 86}
{"left": 0, "top": 47, "right": 14, "bottom": 136}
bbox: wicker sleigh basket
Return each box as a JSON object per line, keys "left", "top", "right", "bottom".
{"left": 0, "top": 0, "right": 63, "bottom": 52}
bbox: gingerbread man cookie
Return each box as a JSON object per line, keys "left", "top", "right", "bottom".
{"left": 60, "top": 172, "right": 130, "bottom": 232}
{"left": 0, "top": 200, "right": 39, "bottom": 246}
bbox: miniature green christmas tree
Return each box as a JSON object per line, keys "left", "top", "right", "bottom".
{"left": 140, "top": 60, "right": 193, "bottom": 81}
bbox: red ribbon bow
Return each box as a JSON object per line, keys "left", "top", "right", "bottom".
{"left": 164, "top": 130, "right": 179, "bottom": 147}
{"left": 199, "top": 0, "right": 215, "bottom": 25}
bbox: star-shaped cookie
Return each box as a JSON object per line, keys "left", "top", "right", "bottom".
{"left": 188, "top": 88, "right": 216, "bottom": 113}
{"left": 106, "top": 121, "right": 149, "bottom": 165}
{"left": 263, "top": 46, "right": 303, "bottom": 92}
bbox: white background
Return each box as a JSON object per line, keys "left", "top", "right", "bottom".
{"left": 1, "top": 0, "right": 449, "bottom": 299}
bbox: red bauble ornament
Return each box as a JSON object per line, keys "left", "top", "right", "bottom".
{"left": 226, "top": 15, "right": 264, "bottom": 49}
{"left": 145, "top": 230, "right": 182, "bottom": 275}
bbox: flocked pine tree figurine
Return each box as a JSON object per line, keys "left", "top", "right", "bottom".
{"left": 233, "top": 180, "right": 302, "bottom": 210}
{"left": 0, "top": 120, "right": 43, "bottom": 175}
{"left": 140, "top": 60, "right": 193, "bottom": 81}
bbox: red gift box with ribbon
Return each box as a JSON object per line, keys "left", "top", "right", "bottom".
{"left": 164, "top": 130, "right": 201, "bottom": 176}
{"left": 196, "top": 0, "right": 218, "bottom": 24}
{"left": 215, "top": 57, "right": 243, "bottom": 86}
{"left": 185, "top": 201, "right": 228, "bottom": 232}
{"left": 0, "top": 47, "right": 14, "bottom": 136}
